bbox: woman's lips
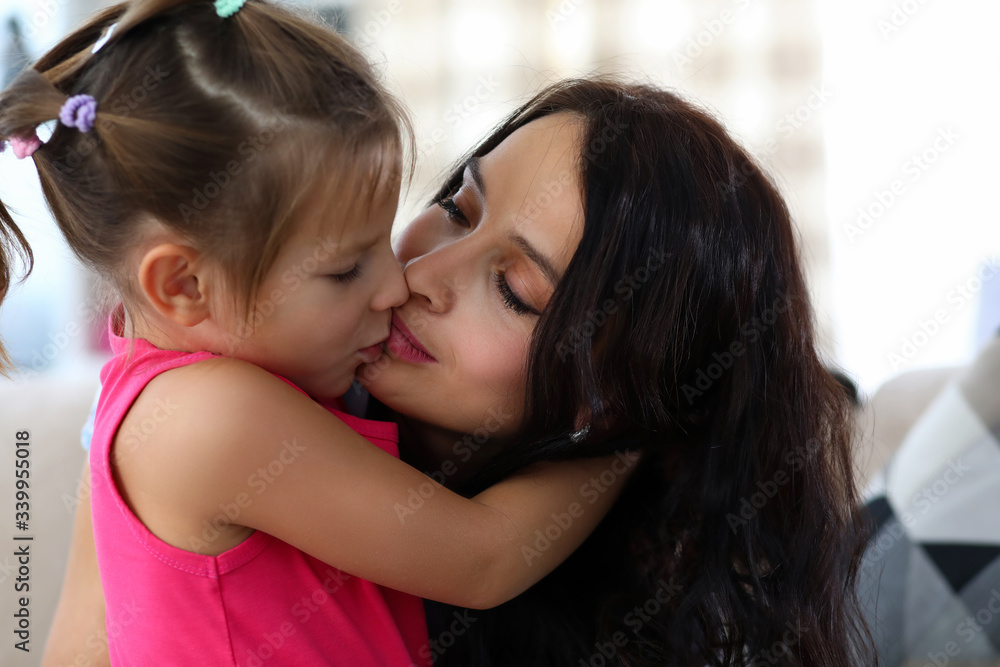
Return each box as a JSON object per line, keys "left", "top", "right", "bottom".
{"left": 387, "top": 312, "right": 436, "bottom": 363}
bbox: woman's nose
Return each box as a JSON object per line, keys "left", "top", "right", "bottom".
{"left": 402, "top": 240, "right": 471, "bottom": 314}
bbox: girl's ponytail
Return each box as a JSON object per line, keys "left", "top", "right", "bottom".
{"left": 0, "top": 201, "right": 31, "bottom": 376}
{"left": 0, "top": 0, "right": 214, "bottom": 376}
{"left": 0, "top": 69, "right": 59, "bottom": 375}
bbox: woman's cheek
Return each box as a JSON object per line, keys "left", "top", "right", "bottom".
{"left": 457, "top": 328, "right": 530, "bottom": 431}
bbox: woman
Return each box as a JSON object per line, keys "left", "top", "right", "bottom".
{"left": 46, "top": 78, "right": 871, "bottom": 666}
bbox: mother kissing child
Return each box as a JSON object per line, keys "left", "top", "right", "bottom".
{"left": 2, "top": 1, "right": 873, "bottom": 665}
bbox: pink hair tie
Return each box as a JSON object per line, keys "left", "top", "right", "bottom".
{"left": 60, "top": 94, "right": 98, "bottom": 133}
{"left": 3, "top": 94, "right": 96, "bottom": 160}
{"left": 9, "top": 134, "right": 43, "bottom": 160}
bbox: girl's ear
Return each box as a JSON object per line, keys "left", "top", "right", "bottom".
{"left": 137, "top": 243, "right": 212, "bottom": 327}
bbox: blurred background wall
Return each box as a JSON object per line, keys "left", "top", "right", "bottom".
{"left": 0, "top": 0, "right": 998, "bottom": 396}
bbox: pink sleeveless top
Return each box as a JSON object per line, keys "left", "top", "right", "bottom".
{"left": 90, "top": 313, "right": 430, "bottom": 666}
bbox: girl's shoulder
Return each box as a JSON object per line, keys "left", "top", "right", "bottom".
{"left": 112, "top": 356, "right": 319, "bottom": 555}
{"left": 119, "top": 354, "right": 317, "bottom": 466}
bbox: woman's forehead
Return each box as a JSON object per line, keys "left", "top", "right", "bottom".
{"left": 484, "top": 113, "right": 583, "bottom": 181}
{"left": 478, "top": 114, "right": 586, "bottom": 272}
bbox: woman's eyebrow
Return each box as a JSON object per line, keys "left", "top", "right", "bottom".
{"left": 509, "top": 233, "right": 558, "bottom": 286}
{"left": 463, "top": 157, "right": 487, "bottom": 199}
{"left": 462, "top": 156, "right": 557, "bottom": 285}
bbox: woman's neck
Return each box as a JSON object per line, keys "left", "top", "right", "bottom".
{"left": 372, "top": 404, "right": 498, "bottom": 490}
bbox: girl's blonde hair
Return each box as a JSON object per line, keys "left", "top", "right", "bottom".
{"left": 0, "top": 0, "right": 411, "bottom": 373}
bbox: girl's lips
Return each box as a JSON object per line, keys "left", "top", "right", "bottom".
{"left": 387, "top": 312, "right": 436, "bottom": 363}
{"left": 357, "top": 342, "right": 384, "bottom": 363}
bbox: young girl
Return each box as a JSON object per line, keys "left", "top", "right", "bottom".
{"left": 0, "top": 1, "right": 636, "bottom": 664}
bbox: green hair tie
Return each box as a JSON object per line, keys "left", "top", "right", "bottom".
{"left": 215, "top": 0, "right": 246, "bottom": 19}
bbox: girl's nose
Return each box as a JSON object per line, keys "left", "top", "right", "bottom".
{"left": 371, "top": 255, "right": 408, "bottom": 311}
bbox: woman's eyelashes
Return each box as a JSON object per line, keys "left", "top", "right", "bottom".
{"left": 437, "top": 195, "right": 538, "bottom": 317}
{"left": 437, "top": 197, "right": 469, "bottom": 226}
{"left": 493, "top": 272, "right": 538, "bottom": 317}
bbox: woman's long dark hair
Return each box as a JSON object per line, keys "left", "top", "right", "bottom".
{"left": 427, "top": 78, "right": 873, "bottom": 666}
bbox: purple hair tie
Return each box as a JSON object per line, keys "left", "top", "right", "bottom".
{"left": 59, "top": 95, "right": 98, "bottom": 133}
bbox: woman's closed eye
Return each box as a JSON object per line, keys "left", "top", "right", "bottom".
{"left": 493, "top": 272, "right": 538, "bottom": 317}
{"left": 437, "top": 196, "right": 538, "bottom": 316}
{"left": 437, "top": 197, "right": 469, "bottom": 227}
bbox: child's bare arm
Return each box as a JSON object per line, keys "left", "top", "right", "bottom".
{"left": 123, "top": 358, "right": 640, "bottom": 609}
{"left": 42, "top": 462, "right": 110, "bottom": 667}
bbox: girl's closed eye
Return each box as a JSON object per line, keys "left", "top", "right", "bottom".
{"left": 329, "top": 264, "right": 362, "bottom": 284}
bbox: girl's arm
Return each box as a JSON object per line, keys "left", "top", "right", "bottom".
{"left": 42, "top": 462, "right": 111, "bottom": 667}
{"left": 122, "top": 357, "right": 639, "bottom": 610}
